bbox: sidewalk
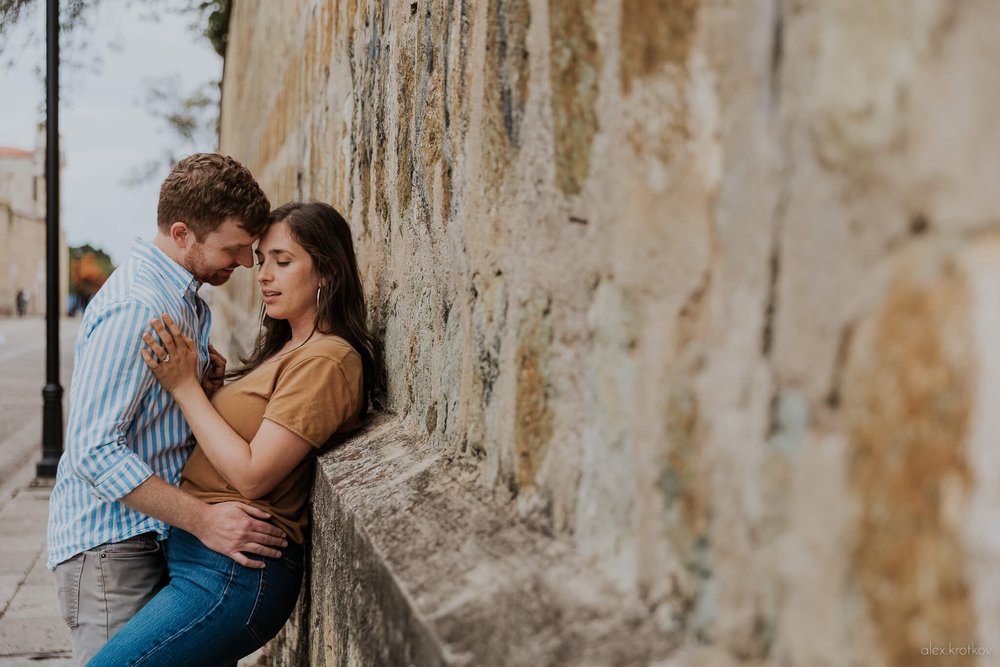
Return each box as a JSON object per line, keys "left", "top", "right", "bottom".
{"left": 0, "top": 439, "right": 70, "bottom": 665}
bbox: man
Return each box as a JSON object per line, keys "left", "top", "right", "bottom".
{"left": 48, "top": 153, "right": 285, "bottom": 665}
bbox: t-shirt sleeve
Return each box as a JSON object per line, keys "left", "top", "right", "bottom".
{"left": 263, "top": 352, "right": 361, "bottom": 447}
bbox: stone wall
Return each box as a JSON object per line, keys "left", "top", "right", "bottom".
{"left": 0, "top": 145, "right": 68, "bottom": 318}
{"left": 0, "top": 204, "right": 68, "bottom": 318}
{"left": 214, "top": 1, "right": 1000, "bottom": 664}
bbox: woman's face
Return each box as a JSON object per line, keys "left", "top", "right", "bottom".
{"left": 255, "top": 221, "right": 321, "bottom": 325}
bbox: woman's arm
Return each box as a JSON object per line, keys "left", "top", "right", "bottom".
{"left": 142, "top": 315, "right": 313, "bottom": 499}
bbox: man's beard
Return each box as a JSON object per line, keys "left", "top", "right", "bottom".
{"left": 201, "top": 269, "right": 235, "bottom": 286}
{"left": 185, "top": 245, "right": 236, "bottom": 286}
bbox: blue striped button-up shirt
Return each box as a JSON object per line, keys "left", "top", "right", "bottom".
{"left": 47, "top": 238, "right": 211, "bottom": 568}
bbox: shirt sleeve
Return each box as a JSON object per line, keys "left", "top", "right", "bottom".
{"left": 263, "top": 352, "right": 362, "bottom": 447}
{"left": 63, "top": 300, "right": 158, "bottom": 502}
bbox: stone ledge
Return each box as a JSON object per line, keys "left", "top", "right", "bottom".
{"left": 271, "top": 412, "right": 677, "bottom": 666}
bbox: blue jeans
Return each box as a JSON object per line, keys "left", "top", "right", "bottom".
{"left": 87, "top": 528, "right": 304, "bottom": 666}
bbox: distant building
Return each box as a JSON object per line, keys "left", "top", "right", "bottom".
{"left": 0, "top": 134, "right": 69, "bottom": 317}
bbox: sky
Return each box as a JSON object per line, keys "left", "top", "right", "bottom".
{"left": 0, "top": 2, "right": 223, "bottom": 266}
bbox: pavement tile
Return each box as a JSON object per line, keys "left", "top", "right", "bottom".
{"left": 0, "top": 494, "right": 49, "bottom": 518}
{"left": 3, "top": 584, "right": 60, "bottom": 620}
{"left": 0, "top": 575, "right": 19, "bottom": 612}
{"left": 24, "top": 553, "right": 52, "bottom": 586}
{"left": 0, "top": 617, "right": 70, "bottom": 655}
{"left": 0, "top": 551, "right": 38, "bottom": 577}
{"left": 0, "top": 518, "right": 46, "bottom": 540}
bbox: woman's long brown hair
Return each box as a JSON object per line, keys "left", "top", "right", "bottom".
{"left": 228, "top": 201, "right": 381, "bottom": 416}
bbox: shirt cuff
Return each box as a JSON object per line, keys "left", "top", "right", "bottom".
{"left": 88, "top": 454, "right": 155, "bottom": 503}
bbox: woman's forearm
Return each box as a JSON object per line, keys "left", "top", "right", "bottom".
{"left": 172, "top": 385, "right": 258, "bottom": 494}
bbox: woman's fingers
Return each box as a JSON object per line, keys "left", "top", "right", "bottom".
{"left": 139, "top": 347, "right": 160, "bottom": 371}
{"left": 150, "top": 318, "right": 174, "bottom": 350}
{"left": 162, "top": 313, "right": 187, "bottom": 344}
{"left": 161, "top": 314, "right": 198, "bottom": 353}
{"left": 141, "top": 332, "right": 168, "bottom": 361}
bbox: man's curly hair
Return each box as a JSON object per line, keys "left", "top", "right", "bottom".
{"left": 157, "top": 153, "right": 270, "bottom": 239}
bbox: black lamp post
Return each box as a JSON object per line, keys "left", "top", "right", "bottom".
{"left": 37, "top": 0, "right": 63, "bottom": 478}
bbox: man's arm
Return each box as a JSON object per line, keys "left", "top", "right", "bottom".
{"left": 121, "top": 476, "right": 287, "bottom": 569}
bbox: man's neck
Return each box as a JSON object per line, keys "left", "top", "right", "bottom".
{"left": 152, "top": 233, "right": 185, "bottom": 268}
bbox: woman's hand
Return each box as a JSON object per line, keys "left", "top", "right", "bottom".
{"left": 140, "top": 314, "right": 202, "bottom": 396}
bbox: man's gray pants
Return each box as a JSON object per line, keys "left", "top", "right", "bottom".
{"left": 53, "top": 534, "right": 166, "bottom": 666}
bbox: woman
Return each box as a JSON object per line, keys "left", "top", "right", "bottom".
{"left": 89, "top": 201, "right": 378, "bottom": 666}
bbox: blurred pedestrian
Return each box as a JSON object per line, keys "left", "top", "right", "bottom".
{"left": 15, "top": 289, "right": 26, "bottom": 317}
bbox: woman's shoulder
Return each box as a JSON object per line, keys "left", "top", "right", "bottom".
{"left": 292, "top": 335, "right": 360, "bottom": 364}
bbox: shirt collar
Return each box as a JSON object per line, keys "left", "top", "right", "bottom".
{"left": 130, "top": 237, "right": 203, "bottom": 298}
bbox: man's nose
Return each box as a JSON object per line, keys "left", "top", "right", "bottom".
{"left": 236, "top": 246, "right": 254, "bottom": 268}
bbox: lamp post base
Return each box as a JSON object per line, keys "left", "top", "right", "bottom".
{"left": 37, "top": 382, "right": 63, "bottom": 479}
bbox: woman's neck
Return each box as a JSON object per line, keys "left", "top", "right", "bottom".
{"left": 281, "top": 329, "right": 315, "bottom": 353}
{"left": 284, "top": 309, "right": 319, "bottom": 349}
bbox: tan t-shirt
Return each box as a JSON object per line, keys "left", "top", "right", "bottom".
{"left": 179, "top": 336, "right": 363, "bottom": 544}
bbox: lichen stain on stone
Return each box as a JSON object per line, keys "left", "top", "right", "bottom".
{"left": 259, "top": 45, "right": 306, "bottom": 174}
{"left": 413, "top": 2, "right": 447, "bottom": 229}
{"left": 848, "top": 259, "right": 976, "bottom": 667}
{"left": 549, "top": 0, "right": 600, "bottom": 196}
{"left": 320, "top": 0, "right": 334, "bottom": 68}
{"left": 349, "top": 0, "right": 391, "bottom": 230}
{"left": 396, "top": 19, "right": 416, "bottom": 217}
{"left": 658, "top": 381, "right": 713, "bottom": 634}
{"left": 662, "top": 385, "right": 706, "bottom": 539}
{"left": 425, "top": 402, "right": 439, "bottom": 434}
{"left": 481, "top": 0, "right": 531, "bottom": 195}
{"left": 620, "top": 0, "right": 699, "bottom": 93}
{"left": 438, "top": 0, "right": 471, "bottom": 226}
{"left": 497, "top": 0, "right": 531, "bottom": 146}
{"left": 471, "top": 272, "right": 508, "bottom": 409}
{"left": 514, "top": 302, "right": 554, "bottom": 490}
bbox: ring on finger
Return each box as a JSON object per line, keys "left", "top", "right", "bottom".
{"left": 163, "top": 354, "right": 171, "bottom": 363}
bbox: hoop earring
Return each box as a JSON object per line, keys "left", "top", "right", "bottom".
{"left": 316, "top": 286, "right": 321, "bottom": 307}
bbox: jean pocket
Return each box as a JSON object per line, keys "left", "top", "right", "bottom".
{"left": 54, "top": 554, "right": 85, "bottom": 629}
{"left": 99, "top": 536, "right": 161, "bottom": 559}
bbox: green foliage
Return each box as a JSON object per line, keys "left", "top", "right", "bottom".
{"left": 200, "top": 0, "right": 231, "bottom": 57}
{"left": 0, "top": 0, "right": 231, "bottom": 61}
{"left": 1, "top": 0, "right": 234, "bottom": 185}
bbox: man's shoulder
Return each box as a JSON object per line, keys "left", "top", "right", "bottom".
{"left": 82, "top": 276, "right": 180, "bottom": 340}
{"left": 93, "top": 259, "right": 179, "bottom": 312}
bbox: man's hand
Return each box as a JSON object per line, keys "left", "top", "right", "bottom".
{"left": 192, "top": 501, "right": 288, "bottom": 569}
{"left": 202, "top": 344, "right": 227, "bottom": 397}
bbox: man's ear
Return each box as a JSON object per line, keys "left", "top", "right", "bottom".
{"left": 169, "top": 222, "right": 190, "bottom": 248}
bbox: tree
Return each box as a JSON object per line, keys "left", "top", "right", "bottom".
{"left": 69, "top": 243, "right": 114, "bottom": 311}
{"left": 0, "top": 0, "right": 232, "bottom": 182}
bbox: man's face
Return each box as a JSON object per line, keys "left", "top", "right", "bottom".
{"left": 182, "top": 217, "right": 258, "bottom": 286}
